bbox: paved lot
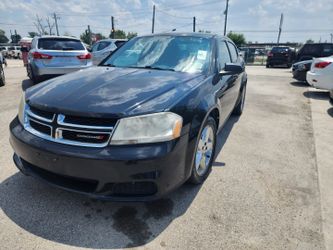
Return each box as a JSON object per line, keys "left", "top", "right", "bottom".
{"left": 0, "top": 60, "right": 332, "bottom": 249}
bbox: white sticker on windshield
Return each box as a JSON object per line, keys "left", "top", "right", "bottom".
{"left": 197, "top": 50, "right": 207, "bottom": 60}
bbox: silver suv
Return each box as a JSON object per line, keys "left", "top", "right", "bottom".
{"left": 91, "top": 39, "right": 127, "bottom": 65}
{"left": 27, "top": 36, "right": 92, "bottom": 83}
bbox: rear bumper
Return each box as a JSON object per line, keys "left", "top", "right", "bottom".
{"left": 32, "top": 63, "right": 92, "bottom": 76}
{"left": 306, "top": 71, "right": 333, "bottom": 90}
{"left": 9, "top": 117, "right": 191, "bottom": 201}
{"left": 267, "top": 58, "right": 290, "bottom": 65}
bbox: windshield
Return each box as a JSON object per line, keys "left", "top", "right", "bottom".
{"left": 102, "top": 35, "right": 212, "bottom": 73}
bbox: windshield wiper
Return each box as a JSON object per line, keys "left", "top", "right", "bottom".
{"left": 144, "top": 65, "right": 175, "bottom": 71}
{"left": 102, "top": 63, "right": 116, "bottom": 67}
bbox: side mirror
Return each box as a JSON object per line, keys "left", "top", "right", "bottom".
{"left": 219, "top": 63, "right": 243, "bottom": 76}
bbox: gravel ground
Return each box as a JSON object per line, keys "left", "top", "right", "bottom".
{"left": 0, "top": 61, "right": 332, "bottom": 250}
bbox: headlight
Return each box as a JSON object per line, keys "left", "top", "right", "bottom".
{"left": 110, "top": 112, "right": 183, "bottom": 145}
{"left": 18, "top": 92, "right": 26, "bottom": 125}
{"left": 298, "top": 64, "right": 306, "bottom": 71}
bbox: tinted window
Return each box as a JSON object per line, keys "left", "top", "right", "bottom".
{"left": 301, "top": 44, "right": 321, "bottom": 56}
{"left": 322, "top": 44, "right": 333, "bottom": 57}
{"left": 115, "top": 41, "right": 126, "bottom": 48}
{"left": 217, "top": 40, "right": 231, "bottom": 70}
{"left": 38, "top": 38, "right": 84, "bottom": 50}
{"left": 227, "top": 42, "right": 238, "bottom": 62}
{"left": 104, "top": 36, "right": 212, "bottom": 73}
{"left": 97, "top": 41, "right": 111, "bottom": 51}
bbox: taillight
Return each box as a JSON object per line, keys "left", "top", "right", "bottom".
{"left": 32, "top": 52, "right": 53, "bottom": 59}
{"left": 314, "top": 61, "right": 331, "bottom": 68}
{"left": 77, "top": 53, "right": 91, "bottom": 60}
{"left": 267, "top": 52, "right": 273, "bottom": 57}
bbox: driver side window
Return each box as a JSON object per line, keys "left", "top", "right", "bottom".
{"left": 217, "top": 40, "right": 231, "bottom": 70}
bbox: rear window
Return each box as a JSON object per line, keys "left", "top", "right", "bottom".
{"left": 272, "top": 47, "right": 289, "bottom": 53}
{"left": 38, "top": 38, "right": 84, "bottom": 50}
{"left": 115, "top": 41, "right": 126, "bottom": 48}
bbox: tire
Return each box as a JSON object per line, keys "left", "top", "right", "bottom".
{"left": 189, "top": 116, "right": 217, "bottom": 184}
{"left": 266, "top": 64, "right": 270, "bottom": 68}
{"left": 27, "top": 64, "right": 41, "bottom": 84}
{"left": 287, "top": 63, "right": 291, "bottom": 68}
{"left": 0, "top": 65, "right": 5, "bottom": 86}
{"left": 232, "top": 85, "right": 246, "bottom": 116}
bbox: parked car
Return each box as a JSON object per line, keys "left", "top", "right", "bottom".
{"left": 10, "top": 33, "right": 247, "bottom": 200}
{"left": 8, "top": 46, "right": 21, "bottom": 59}
{"left": 91, "top": 39, "right": 127, "bottom": 65}
{"left": 306, "top": 56, "right": 333, "bottom": 90}
{"left": 0, "top": 46, "right": 9, "bottom": 58}
{"left": 266, "top": 46, "right": 295, "bottom": 68}
{"left": 0, "top": 52, "right": 5, "bottom": 86}
{"left": 292, "top": 59, "right": 312, "bottom": 82}
{"left": 296, "top": 43, "right": 333, "bottom": 62}
{"left": 27, "top": 36, "right": 92, "bottom": 83}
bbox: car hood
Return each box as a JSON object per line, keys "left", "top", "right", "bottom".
{"left": 26, "top": 66, "right": 205, "bottom": 118}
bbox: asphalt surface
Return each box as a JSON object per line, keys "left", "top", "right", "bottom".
{"left": 0, "top": 60, "right": 332, "bottom": 250}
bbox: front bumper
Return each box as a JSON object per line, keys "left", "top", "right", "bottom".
{"left": 10, "top": 117, "right": 191, "bottom": 201}
{"left": 292, "top": 69, "right": 307, "bottom": 82}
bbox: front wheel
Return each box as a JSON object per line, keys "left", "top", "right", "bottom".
{"left": 189, "top": 117, "right": 217, "bottom": 184}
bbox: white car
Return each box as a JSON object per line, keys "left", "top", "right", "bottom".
{"left": 307, "top": 56, "right": 333, "bottom": 90}
{"left": 91, "top": 39, "right": 127, "bottom": 65}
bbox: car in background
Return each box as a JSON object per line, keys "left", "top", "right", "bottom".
{"left": 27, "top": 36, "right": 92, "bottom": 83}
{"left": 0, "top": 52, "right": 5, "bottom": 86}
{"left": 91, "top": 39, "right": 127, "bottom": 65}
{"left": 8, "top": 46, "right": 22, "bottom": 59}
{"left": 10, "top": 33, "right": 247, "bottom": 200}
{"left": 296, "top": 43, "right": 333, "bottom": 62}
{"left": 266, "top": 46, "right": 295, "bottom": 68}
{"left": 0, "top": 46, "right": 9, "bottom": 58}
{"left": 306, "top": 56, "right": 333, "bottom": 90}
{"left": 292, "top": 59, "right": 312, "bottom": 82}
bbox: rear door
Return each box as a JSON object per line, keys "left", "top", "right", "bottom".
{"left": 37, "top": 38, "right": 89, "bottom": 67}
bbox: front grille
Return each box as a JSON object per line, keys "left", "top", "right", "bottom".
{"left": 29, "top": 119, "right": 52, "bottom": 136}
{"left": 101, "top": 182, "right": 158, "bottom": 197}
{"left": 24, "top": 105, "right": 116, "bottom": 147}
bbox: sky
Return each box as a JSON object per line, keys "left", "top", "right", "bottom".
{"left": 0, "top": 0, "right": 332, "bottom": 43}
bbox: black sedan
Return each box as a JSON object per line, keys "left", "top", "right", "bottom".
{"left": 10, "top": 33, "right": 247, "bottom": 201}
{"left": 292, "top": 59, "right": 312, "bottom": 82}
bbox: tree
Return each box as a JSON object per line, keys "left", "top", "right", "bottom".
{"left": 28, "top": 32, "right": 38, "bottom": 38}
{"left": 80, "top": 30, "right": 91, "bottom": 44}
{"left": 0, "top": 29, "right": 9, "bottom": 43}
{"left": 95, "top": 33, "right": 106, "bottom": 41}
{"left": 306, "top": 39, "right": 314, "bottom": 44}
{"left": 227, "top": 31, "right": 246, "bottom": 47}
{"left": 109, "top": 29, "right": 126, "bottom": 39}
{"left": 11, "top": 33, "right": 21, "bottom": 43}
{"left": 127, "top": 32, "right": 137, "bottom": 39}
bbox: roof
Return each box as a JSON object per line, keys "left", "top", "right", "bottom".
{"left": 140, "top": 32, "right": 219, "bottom": 39}
{"left": 38, "top": 35, "right": 80, "bottom": 40}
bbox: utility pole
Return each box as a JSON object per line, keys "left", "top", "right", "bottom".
{"left": 87, "top": 25, "right": 92, "bottom": 45}
{"left": 111, "top": 16, "right": 115, "bottom": 38}
{"left": 223, "top": 0, "right": 229, "bottom": 36}
{"left": 152, "top": 5, "right": 156, "bottom": 34}
{"left": 193, "top": 17, "right": 196, "bottom": 32}
{"left": 330, "top": 33, "right": 333, "bottom": 43}
{"left": 277, "top": 13, "right": 283, "bottom": 46}
{"left": 53, "top": 13, "right": 60, "bottom": 36}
